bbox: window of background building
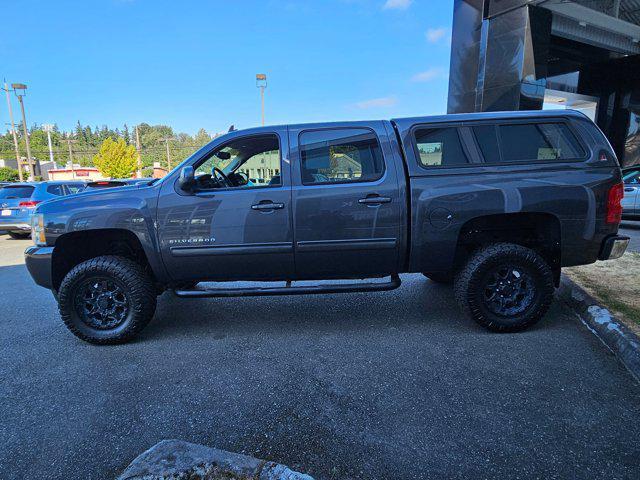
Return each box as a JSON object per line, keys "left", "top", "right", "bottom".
{"left": 299, "top": 128, "right": 384, "bottom": 185}
{"left": 414, "top": 127, "right": 469, "bottom": 167}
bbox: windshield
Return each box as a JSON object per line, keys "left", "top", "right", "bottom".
{"left": 0, "top": 186, "right": 35, "bottom": 199}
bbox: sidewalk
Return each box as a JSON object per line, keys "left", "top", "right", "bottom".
{"left": 565, "top": 251, "right": 640, "bottom": 334}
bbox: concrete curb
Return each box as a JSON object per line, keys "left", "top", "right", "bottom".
{"left": 558, "top": 275, "right": 640, "bottom": 382}
{"left": 117, "top": 440, "right": 314, "bottom": 480}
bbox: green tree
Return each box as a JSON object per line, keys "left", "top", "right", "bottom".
{"left": 0, "top": 167, "right": 20, "bottom": 182}
{"left": 93, "top": 137, "right": 138, "bottom": 178}
{"left": 194, "top": 128, "right": 211, "bottom": 146}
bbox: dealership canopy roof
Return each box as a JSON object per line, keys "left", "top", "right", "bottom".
{"left": 574, "top": 0, "right": 640, "bottom": 25}
{"left": 537, "top": 0, "right": 640, "bottom": 54}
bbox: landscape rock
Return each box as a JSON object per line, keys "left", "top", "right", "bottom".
{"left": 117, "top": 439, "right": 314, "bottom": 480}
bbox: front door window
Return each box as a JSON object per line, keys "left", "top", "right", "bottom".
{"left": 194, "top": 134, "right": 281, "bottom": 190}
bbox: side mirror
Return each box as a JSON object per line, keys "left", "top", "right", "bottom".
{"left": 178, "top": 166, "right": 195, "bottom": 192}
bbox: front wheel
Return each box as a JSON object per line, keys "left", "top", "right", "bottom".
{"left": 57, "top": 256, "right": 157, "bottom": 344}
{"left": 454, "top": 243, "right": 554, "bottom": 332}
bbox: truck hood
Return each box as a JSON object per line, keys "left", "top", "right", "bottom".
{"left": 34, "top": 183, "right": 155, "bottom": 215}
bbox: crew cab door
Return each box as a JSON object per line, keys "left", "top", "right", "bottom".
{"left": 156, "top": 128, "right": 294, "bottom": 282}
{"left": 288, "top": 122, "right": 403, "bottom": 279}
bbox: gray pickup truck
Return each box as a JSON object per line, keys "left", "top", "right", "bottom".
{"left": 25, "top": 110, "right": 629, "bottom": 344}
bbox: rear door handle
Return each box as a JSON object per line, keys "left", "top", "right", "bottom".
{"left": 624, "top": 187, "right": 636, "bottom": 192}
{"left": 251, "top": 202, "right": 284, "bottom": 211}
{"left": 358, "top": 196, "right": 392, "bottom": 205}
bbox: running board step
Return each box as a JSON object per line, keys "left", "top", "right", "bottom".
{"left": 174, "top": 274, "right": 401, "bottom": 298}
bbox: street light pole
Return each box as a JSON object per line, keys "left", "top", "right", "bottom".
{"left": 2, "top": 82, "right": 24, "bottom": 181}
{"left": 12, "top": 83, "right": 39, "bottom": 179}
{"left": 66, "top": 137, "right": 77, "bottom": 179}
{"left": 42, "top": 124, "right": 55, "bottom": 166}
{"left": 256, "top": 74, "right": 267, "bottom": 126}
{"left": 135, "top": 126, "right": 142, "bottom": 178}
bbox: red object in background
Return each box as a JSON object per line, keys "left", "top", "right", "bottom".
{"left": 19, "top": 200, "right": 41, "bottom": 208}
{"left": 75, "top": 171, "right": 90, "bottom": 177}
{"left": 606, "top": 183, "right": 624, "bottom": 224}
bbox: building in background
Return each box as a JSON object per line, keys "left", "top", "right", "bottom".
{"left": 47, "top": 166, "right": 103, "bottom": 181}
{"left": 152, "top": 162, "right": 168, "bottom": 179}
{"left": 0, "top": 158, "right": 19, "bottom": 170}
{"left": 447, "top": 0, "right": 640, "bottom": 167}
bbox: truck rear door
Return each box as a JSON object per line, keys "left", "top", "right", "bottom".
{"left": 288, "top": 121, "right": 403, "bottom": 279}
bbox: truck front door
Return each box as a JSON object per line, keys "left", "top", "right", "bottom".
{"left": 156, "top": 128, "right": 294, "bottom": 282}
{"left": 289, "top": 122, "right": 403, "bottom": 279}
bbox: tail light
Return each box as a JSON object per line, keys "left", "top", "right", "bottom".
{"left": 19, "top": 200, "right": 41, "bottom": 208}
{"left": 606, "top": 183, "right": 624, "bottom": 224}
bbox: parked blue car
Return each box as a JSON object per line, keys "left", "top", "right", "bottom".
{"left": 0, "top": 181, "right": 87, "bottom": 239}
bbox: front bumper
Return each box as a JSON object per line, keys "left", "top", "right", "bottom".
{"left": 25, "top": 245, "right": 55, "bottom": 289}
{"left": 0, "top": 222, "right": 31, "bottom": 232}
{"left": 598, "top": 235, "right": 630, "bottom": 261}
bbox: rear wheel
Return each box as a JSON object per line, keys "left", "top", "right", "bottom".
{"left": 8, "top": 231, "right": 31, "bottom": 239}
{"left": 454, "top": 243, "right": 554, "bottom": 332}
{"left": 57, "top": 256, "right": 156, "bottom": 344}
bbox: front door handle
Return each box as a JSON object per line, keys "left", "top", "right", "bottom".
{"left": 624, "top": 187, "right": 636, "bottom": 192}
{"left": 358, "top": 196, "right": 392, "bottom": 205}
{"left": 251, "top": 201, "right": 284, "bottom": 211}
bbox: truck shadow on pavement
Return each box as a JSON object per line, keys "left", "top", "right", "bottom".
{"left": 138, "top": 275, "right": 557, "bottom": 343}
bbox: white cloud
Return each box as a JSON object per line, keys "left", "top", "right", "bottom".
{"left": 383, "top": 0, "right": 412, "bottom": 10}
{"left": 411, "top": 68, "right": 447, "bottom": 82}
{"left": 354, "top": 96, "right": 398, "bottom": 109}
{"left": 426, "top": 27, "right": 449, "bottom": 43}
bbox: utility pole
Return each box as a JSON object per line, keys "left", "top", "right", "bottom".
{"left": 66, "top": 138, "right": 77, "bottom": 179}
{"left": 42, "top": 124, "right": 55, "bottom": 166}
{"left": 256, "top": 74, "right": 267, "bottom": 126}
{"left": 161, "top": 137, "right": 173, "bottom": 169}
{"left": 2, "top": 82, "right": 24, "bottom": 181}
{"left": 135, "top": 126, "right": 142, "bottom": 178}
{"left": 12, "top": 83, "right": 39, "bottom": 179}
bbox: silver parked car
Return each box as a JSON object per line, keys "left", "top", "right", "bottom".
{"left": 0, "top": 181, "right": 86, "bottom": 239}
{"left": 622, "top": 167, "right": 640, "bottom": 220}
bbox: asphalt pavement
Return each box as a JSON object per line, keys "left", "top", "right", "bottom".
{"left": 1, "top": 235, "right": 639, "bottom": 480}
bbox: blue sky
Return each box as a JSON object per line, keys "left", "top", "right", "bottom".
{"left": 1, "top": 0, "right": 454, "bottom": 135}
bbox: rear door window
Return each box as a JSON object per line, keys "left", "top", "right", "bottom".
{"left": 414, "top": 127, "right": 469, "bottom": 167}
{"left": 299, "top": 128, "right": 384, "bottom": 185}
{"left": 0, "top": 186, "right": 34, "bottom": 199}
{"left": 46, "top": 184, "right": 65, "bottom": 196}
{"left": 473, "top": 122, "right": 586, "bottom": 163}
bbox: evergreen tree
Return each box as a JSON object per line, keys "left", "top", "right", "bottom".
{"left": 194, "top": 128, "right": 211, "bottom": 146}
